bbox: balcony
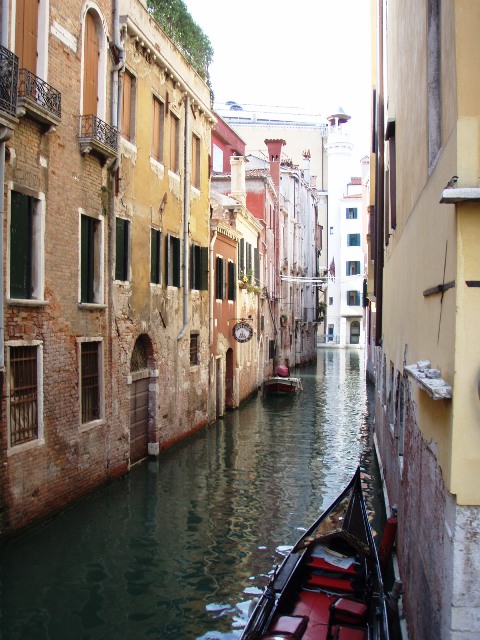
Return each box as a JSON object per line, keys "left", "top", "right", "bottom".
{"left": 79, "top": 114, "right": 118, "bottom": 163}
{"left": 0, "top": 44, "right": 19, "bottom": 133}
{"left": 17, "top": 68, "right": 61, "bottom": 131}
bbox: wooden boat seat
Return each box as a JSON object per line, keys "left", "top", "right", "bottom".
{"left": 306, "top": 573, "right": 355, "bottom": 593}
{"left": 306, "top": 556, "right": 358, "bottom": 575}
{"left": 261, "top": 614, "right": 309, "bottom": 639}
{"left": 329, "top": 597, "right": 367, "bottom": 625}
{"left": 330, "top": 624, "right": 367, "bottom": 640}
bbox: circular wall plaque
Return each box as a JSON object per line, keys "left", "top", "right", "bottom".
{"left": 232, "top": 322, "right": 253, "bottom": 343}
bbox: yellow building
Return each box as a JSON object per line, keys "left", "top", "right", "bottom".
{"left": 115, "top": 0, "right": 214, "bottom": 461}
{"left": 371, "top": 0, "right": 480, "bottom": 637}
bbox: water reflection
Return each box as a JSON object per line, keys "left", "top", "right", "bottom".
{"left": 0, "top": 349, "right": 373, "bottom": 640}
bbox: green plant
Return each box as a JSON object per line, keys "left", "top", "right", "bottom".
{"left": 147, "top": 0, "right": 213, "bottom": 85}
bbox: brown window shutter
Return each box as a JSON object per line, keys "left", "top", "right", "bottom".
{"left": 83, "top": 11, "right": 99, "bottom": 116}
{"left": 121, "top": 71, "right": 132, "bottom": 140}
{"left": 152, "top": 97, "right": 163, "bottom": 161}
{"left": 16, "top": 0, "right": 39, "bottom": 72}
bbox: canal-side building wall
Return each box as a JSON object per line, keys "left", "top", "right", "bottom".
{"left": 116, "top": 0, "right": 214, "bottom": 456}
{"left": 0, "top": 0, "right": 120, "bottom": 534}
{"left": 371, "top": 0, "right": 480, "bottom": 638}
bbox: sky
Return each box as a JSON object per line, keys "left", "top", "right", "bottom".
{"left": 184, "top": 0, "right": 372, "bottom": 160}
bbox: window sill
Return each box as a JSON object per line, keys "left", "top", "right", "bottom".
{"left": 79, "top": 418, "right": 104, "bottom": 433}
{"left": 7, "top": 437, "right": 45, "bottom": 456}
{"left": 168, "top": 170, "right": 180, "bottom": 181}
{"left": 77, "top": 303, "right": 107, "bottom": 310}
{"left": 404, "top": 360, "right": 452, "bottom": 400}
{"left": 7, "top": 298, "right": 49, "bottom": 307}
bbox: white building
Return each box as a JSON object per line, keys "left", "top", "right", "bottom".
{"left": 323, "top": 110, "right": 366, "bottom": 347}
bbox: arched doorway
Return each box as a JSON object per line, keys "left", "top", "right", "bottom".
{"left": 350, "top": 321, "right": 360, "bottom": 345}
{"left": 225, "top": 348, "right": 234, "bottom": 410}
{"left": 129, "top": 334, "right": 154, "bottom": 464}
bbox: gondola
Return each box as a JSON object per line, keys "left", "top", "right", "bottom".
{"left": 240, "top": 467, "right": 390, "bottom": 640}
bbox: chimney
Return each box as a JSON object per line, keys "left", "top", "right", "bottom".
{"left": 265, "top": 139, "right": 285, "bottom": 188}
{"left": 230, "top": 155, "right": 247, "bottom": 205}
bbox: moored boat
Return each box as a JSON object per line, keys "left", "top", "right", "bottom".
{"left": 263, "top": 365, "right": 303, "bottom": 396}
{"left": 240, "top": 467, "right": 390, "bottom": 640}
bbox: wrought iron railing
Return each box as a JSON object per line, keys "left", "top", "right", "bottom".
{"left": 80, "top": 114, "right": 118, "bottom": 153}
{"left": 0, "top": 45, "right": 19, "bottom": 117}
{"left": 18, "top": 68, "right": 61, "bottom": 119}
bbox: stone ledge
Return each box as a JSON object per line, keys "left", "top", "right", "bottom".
{"left": 440, "top": 187, "right": 480, "bottom": 204}
{"left": 405, "top": 360, "right": 452, "bottom": 400}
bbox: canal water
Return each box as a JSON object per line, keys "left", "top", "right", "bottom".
{"left": 0, "top": 349, "right": 382, "bottom": 640}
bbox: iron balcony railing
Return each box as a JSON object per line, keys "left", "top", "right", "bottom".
{"left": 18, "top": 68, "right": 61, "bottom": 119}
{"left": 0, "top": 44, "right": 19, "bottom": 117}
{"left": 80, "top": 114, "right": 118, "bottom": 154}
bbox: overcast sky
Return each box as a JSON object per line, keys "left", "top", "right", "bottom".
{"left": 184, "top": 0, "right": 372, "bottom": 159}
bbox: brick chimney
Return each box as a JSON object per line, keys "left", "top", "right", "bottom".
{"left": 265, "top": 139, "right": 285, "bottom": 188}
{"left": 230, "top": 155, "right": 247, "bottom": 205}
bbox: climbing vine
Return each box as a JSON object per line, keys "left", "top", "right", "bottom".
{"left": 147, "top": 0, "right": 213, "bottom": 86}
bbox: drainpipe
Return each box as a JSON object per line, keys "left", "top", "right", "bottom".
{"left": 177, "top": 95, "right": 190, "bottom": 341}
{"left": 209, "top": 222, "right": 218, "bottom": 347}
{"left": 0, "top": 0, "right": 11, "bottom": 370}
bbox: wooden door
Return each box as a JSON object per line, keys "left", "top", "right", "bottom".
{"left": 83, "top": 11, "right": 99, "bottom": 116}
{"left": 130, "top": 376, "right": 149, "bottom": 464}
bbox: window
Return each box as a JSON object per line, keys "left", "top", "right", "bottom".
{"left": 329, "top": 297, "right": 333, "bottom": 305}
{"left": 190, "top": 333, "right": 199, "bottom": 365}
{"left": 152, "top": 96, "right": 165, "bottom": 162}
{"left": 150, "top": 228, "right": 161, "bottom": 284}
{"left": 169, "top": 113, "right": 179, "bottom": 173}
{"left": 215, "top": 256, "right": 226, "bottom": 300}
{"left": 346, "top": 207, "right": 358, "bottom": 219}
{"left": 347, "top": 290, "right": 361, "bottom": 306}
{"left": 246, "top": 242, "right": 253, "bottom": 274}
{"left": 80, "top": 214, "right": 103, "bottom": 304}
{"left": 350, "top": 321, "right": 360, "bottom": 344}
{"left": 166, "top": 233, "right": 181, "bottom": 287}
{"left": 192, "top": 133, "right": 200, "bottom": 189}
{"left": 330, "top": 226, "right": 333, "bottom": 235}
{"left": 15, "top": 0, "right": 39, "bottom": 72}
{"left": 269, "top": 339, "right": 276, "bottom": 360}
{"left": 428, "top": 0, "right": 441, "bottom": 168}
{"left": 227, "top": 261, "right": 236, "bottom": 301}
{"left": 346, "top": 261, "right": 361, "bottom": 276}
{"left": 212, "top": 144, "right": 223, "bottom": 172}
{"left": 8, "top": 344, "right": 40, "bottom": 446}
{"left": 80, "top": 341, "right": 101, "bottom": 424}
{"left": 347, "top": 233, "right": 361, "bottom": 247}
{"left": 190, "top": 244, "right": 208, "bottom": 290}
{"left": 9, "top": 190, "right": 44, "bottom": 300}
{"left": 121, "top": 69, "right": 136, "bottom": 142}
{"left": 115, "top": 218, "right": 129, "bottom": 281}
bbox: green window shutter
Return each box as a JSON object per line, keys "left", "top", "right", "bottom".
{"left": 81, "top": 215, "right": 94, "bottom": 303}
{"left": 200, "top": 246, "right": 208, "bottom": 290}
{"left": 10, "top": 191, "right": 33, "bottom": 299}
{"left": 172, "top": 235, "right": 180, "bottom": 287}
{"left": 254, "top": 247, "right": 259, "bottom": 283}
{"left": 165, "top": 233, "right": 170, "bottom": 285}
{"left": 150, "top": 229, "right": 161, "bottom": 284}
{"left": 239, "top": 238, "right": 244, "bottom": 273}
{"left": 228, "top": 261, "right": 236, "bottom": 301}
{"left": 189, "top": 244, "right": 195, "bottom": 289}
{"left": 115, "top": 218, "right": 129, "bottom": 281}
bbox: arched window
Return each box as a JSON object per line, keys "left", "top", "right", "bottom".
{"left": 81, "top": 6, "right": 107, "bottom": 120}
{"left": 350, "top": 321, "right": 360, "bottom": 345}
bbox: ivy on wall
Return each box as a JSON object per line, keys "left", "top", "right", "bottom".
{"left": 147, "top": 0, "right": 213, "bottom": 87}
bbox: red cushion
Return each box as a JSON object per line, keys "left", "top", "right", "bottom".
{"left": 331, "top": 625, "right": 367, "bottom": 640}
{"left": 270, "top": 615, "right": 309, "bottom": 638}
{"left": 307, "top": 557, "right": 356, "bottom": 575}
{"left": 307, "top": 574, "right": 355, "bottom": 593}
{"left": 330, "top": 598, "right": 367, "bottom": 624}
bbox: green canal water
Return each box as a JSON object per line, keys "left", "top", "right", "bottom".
{"left": 0, "top": 349, "right": 382, "bottom": 640}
